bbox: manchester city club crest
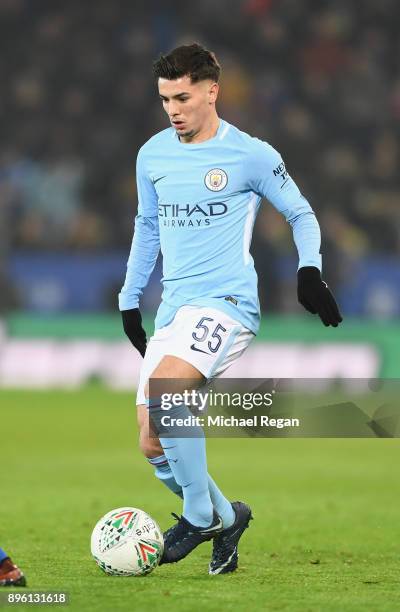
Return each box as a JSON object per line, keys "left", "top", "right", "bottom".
{"left": 204, "top": 168, "right": 228, "bottom": 192}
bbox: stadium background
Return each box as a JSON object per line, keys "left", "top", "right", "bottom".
{"left": 1, "top": 2, "right": 400, "bottom": 610}
{"left": 1, "top": 0, "right": 400, "bottom": 386}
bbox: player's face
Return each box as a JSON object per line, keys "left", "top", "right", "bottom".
{"left": 158, "top": 76, "right": 218, "bottom": 141}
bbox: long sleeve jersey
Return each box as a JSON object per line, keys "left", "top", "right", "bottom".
{"left": 119, "top": 118, "right": 321, "bottom": 334}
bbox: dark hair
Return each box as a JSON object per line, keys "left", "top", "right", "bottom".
{"left": 153, "top": 43, "right": 220, "bottom": 83}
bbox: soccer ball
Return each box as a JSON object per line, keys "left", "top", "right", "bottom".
{"left": 91, "top": 507, "right": 164, "bottom": 576}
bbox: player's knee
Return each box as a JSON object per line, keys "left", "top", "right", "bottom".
{"left": 137, "top": 405, "right": 163, "bottom": 458}
{"left": 138, "top": 426, "right": 163, "bottom": 459}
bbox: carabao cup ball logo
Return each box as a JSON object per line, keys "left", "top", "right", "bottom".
{"left": 205, "top": 168, "right": 228, "bottom": 192}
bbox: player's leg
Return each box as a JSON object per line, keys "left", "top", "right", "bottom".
{"left": 203, "top": 328, "right": 254, "bottom": 575}
{"left": 135, "top": 306, "right": 254, "bottom": 567}
{"left": 138, "top": 408, "right": 238, "bottom": 527}
{"left": 138, "top": 403, "right": 242, "bottom": 526}
{"left": 0, "top": 549, "right": 26, "bottom": 587}
{"left": 146, "top": 354, "right": 214, "bottom": 526}
{"left": 137, "top": 403, "right": 183, "bottom": 498}
{"left": 136, "top": 317, "right": 236, "bottom": 526}
{"left": 138, "top": 386, "right": 253, "bottom": 573}
{"left": 136, "top": 325, "right": 185, "bottom": 499}
{"left": 145, "top": 354, "right": 224, "bottom": 563}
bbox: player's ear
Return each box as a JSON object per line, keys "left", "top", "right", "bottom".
{"left": 208, "top": 82, "right": 219, "bottom": 104}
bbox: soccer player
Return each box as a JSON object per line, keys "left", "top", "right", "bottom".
{"left": 0, "top": 548, "right": 26, "bottom": 587}
{"left": 120, "top": 43, "right": 342, "bottom": 574}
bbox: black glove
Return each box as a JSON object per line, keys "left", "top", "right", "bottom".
{"left": 297, "top": 266, "right": 343, "bottom": 327}
{"left": 121, "top": 308, "right": 147, "bottom": 357}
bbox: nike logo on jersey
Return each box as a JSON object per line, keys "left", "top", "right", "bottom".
{"left": 190, "top": 343, "right": 210, "bottom": 355}
{"left": 153, "top": 175, "right": 166, "bottom": 184}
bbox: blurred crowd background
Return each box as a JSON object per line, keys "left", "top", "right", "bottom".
{"left": 1, "top": 0, "right": 399, "bottom": 318}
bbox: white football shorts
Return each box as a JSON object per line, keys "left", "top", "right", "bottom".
{"left": 136, "top": 305, "right": 254, "bottom": 405}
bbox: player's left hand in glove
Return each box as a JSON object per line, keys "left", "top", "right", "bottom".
{"left": 121, "top": 308, "right": 147, "bottom": 356}
{"left": 297, "top": 266, "right": 343, "bottom": 327}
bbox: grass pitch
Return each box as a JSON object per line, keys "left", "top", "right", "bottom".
{"left": 1, "top": 387, "right": 399, "bottom": 611}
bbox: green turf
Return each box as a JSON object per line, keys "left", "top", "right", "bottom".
{"left": 1, "top": 388, "right": 399, "bottom": 611}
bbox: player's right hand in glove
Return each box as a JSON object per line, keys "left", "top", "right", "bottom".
{"left": 297, "top": 266, "right": 343, "bottom": 327}
{"left": 121, "top": 308, "right": 147, "bottom": 357}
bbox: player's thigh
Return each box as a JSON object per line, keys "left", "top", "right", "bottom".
{"left": 145, "top": 354, "right": 205, "bottom": 399}
{"left": 136, "top": 327, "right": 206, "bottom": 406}
{"left": 151, "top": 354, "right": 205, "bottom": 379}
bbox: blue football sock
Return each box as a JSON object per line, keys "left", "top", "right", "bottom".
{"left": 148, "top": 456, "right": 234, "bottom": 527}
{"left": 0, "top": 548, "right": 9, "bottom": 563}
{"left": 208, "top": 474, "right": 235, "bottom": 529}
{"left": 148, "top": 454, "right": 183, "bottom": 498}
{"left": 149, "top": 399, "right": 213, "bottom": 527}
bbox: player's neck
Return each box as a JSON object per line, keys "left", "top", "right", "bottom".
{"left": 179, "top": 114, "right": 220, "bottom": 144}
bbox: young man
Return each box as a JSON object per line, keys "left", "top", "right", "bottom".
{"left": 119, "top": 43, "right": 342, "bottom": 574}
{"left": 0, "top": 548, "right": 26, "bottom": 587}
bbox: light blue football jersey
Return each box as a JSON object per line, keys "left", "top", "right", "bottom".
{"left": 119, "top": 119, "right": 321, "bottom": 334}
